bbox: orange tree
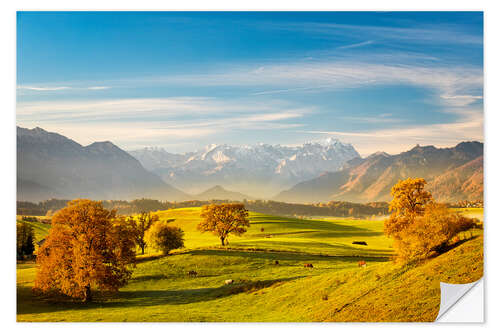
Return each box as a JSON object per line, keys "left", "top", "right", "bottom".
{"left": 198, "top": 203, "right": 250, "bottom": 246}
{"left": 33, "top": 199, "right": 136, "bottom": 302}
{"left": 394, "top": 202, "right": 478, "bottom": 260}
{"left": 385, "top": 178, "right": 478, "bottom": 261}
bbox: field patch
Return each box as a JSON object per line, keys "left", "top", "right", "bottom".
{"left": 152, "top": 208, "right": 393, "bottom": 257}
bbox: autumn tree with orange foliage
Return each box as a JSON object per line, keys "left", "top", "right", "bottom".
{"left": 198, "top": 203, "right": 250, "bottom": 246}
{"left": 385, "top": 178, "right": 434, "bottom": 236}
{"left": 385, "top": 178, "right": 479, "bottom": 262}
{"left": 33, "top": 199, "right": 136, "bottom": 302}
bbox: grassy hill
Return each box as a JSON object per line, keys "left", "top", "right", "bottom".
{"left": 153, "top": 208, "right": 393, "bottom": 257}
{"left": 17, "top": 208, "right": 483, "bottom": 322}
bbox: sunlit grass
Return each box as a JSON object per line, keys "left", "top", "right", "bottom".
{"left": 17, "top": 208, "right": 483, "bottom": 322}
{"left": 451, "top": 207, "right": 483, "bottom": 221}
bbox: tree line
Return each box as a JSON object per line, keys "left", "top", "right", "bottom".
{"left": 17, "top": 198, "right": 389, "bottom": 218}
{"left": 23, "top": 199, "right": 250, "bottom": 302}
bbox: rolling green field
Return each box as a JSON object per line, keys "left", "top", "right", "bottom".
{"left": 153, "top": 208, "right": 394, "bottom": 257}
{"left": 451, "top": 207, "right": 484, "bottom": 221}
{"left": 17, "top": 208, "right": 483, "bottom": 322}
{"left": 16, "top": 216, "right": 51, "bottom": 251}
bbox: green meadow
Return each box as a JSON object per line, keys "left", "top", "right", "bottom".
{"left": 17, "top": 208, "right": 483, "bottom": 322}
{"left": 451, "top": 207, "right": 484, "bottom": 221}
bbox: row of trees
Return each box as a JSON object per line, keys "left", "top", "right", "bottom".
{"left": 33, "top": 200, "right": 186, "bottom": 302}
{"left": 384, "top": 178, "right": 480, "bottom": 262}
{"left": 32, "top": 199, "right": 250, "bottom": 302}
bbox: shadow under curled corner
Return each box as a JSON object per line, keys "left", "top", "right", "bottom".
{"left": 435, "top": 278, "right": 484, "bottom": 322}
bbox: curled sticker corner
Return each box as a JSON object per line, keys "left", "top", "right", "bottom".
{"left": 435, "top": 278, "right": 483, "bottom": 321}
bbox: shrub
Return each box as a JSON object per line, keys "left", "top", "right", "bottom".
{"left": 145, "top": 221, "right": 184, "bottom": 254}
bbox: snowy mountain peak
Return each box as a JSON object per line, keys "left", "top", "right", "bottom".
{"left": 321, "top": 137, "right": 340, "bottom": 146}
{"left": 129, "top": 138, "right": 360, "bottom": 196}
{"left": 303, "top": 137, "right": 341, "bottom": 147}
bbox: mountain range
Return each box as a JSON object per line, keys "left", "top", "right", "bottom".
{"left": 17, "top": 126, "right": 483, "bottom": 204}
{"left": 275, "top": 142, "right": 483, "bottom": 203}
{"left": 129, "top": 138, "right": 360, "bottom": 196}
{"left": 17, "top": 127, "right": 188, "bottom": 202}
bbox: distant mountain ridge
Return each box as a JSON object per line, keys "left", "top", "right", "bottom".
{"left": 194, "top": 185, "right": 254, "bottom": 201}
{"left": 129, "top": 138, "right": 360, "bottom": 197}
{"left": 17, "top": 126, "right": 188, "bottom": 202}
{"left": 427, "top": 155, "right": 483, "bottom": 202}
{"left": 275, "top": 142, "right": 483, "bottom": 203}
{"left": 17, "top": 126, "right": 483, "bottom": 204}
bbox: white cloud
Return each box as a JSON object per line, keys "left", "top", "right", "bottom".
{"left": 17, "top": 85, "right": 71, "bottom": 91}
{"left": 17, "top": 85, "right": 112, "bottom": 92}
{"left": 265, "top": 21, "right": 483, "bottom": 46}
{"left": 17, "top": 97, "right": 312, "bottom": 121}
{"left": 17, "top": 97, "right": 310, "bottom": 149}
{"left": 440, "top": 94, "right": 483, "bottom": 107}
{"left": 337, "top": 40, "right": 374, "bottom": 50}
{"left": 162, "top": 61, "right": 482, "bottom": 109}
{"left": 87, "top": 86, "right": 111, "bottom": 90}
{"left": 16, "top": 58, "right": 482, "bottom": 154}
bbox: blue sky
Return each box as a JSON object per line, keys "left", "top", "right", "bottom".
{"left": 16, "top": 12, "right": 483, "bottom": 155}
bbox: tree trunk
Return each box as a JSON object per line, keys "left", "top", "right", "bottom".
{"left": 220, "top": 237, "right": 225, "bottom": 246}
{"left": 83, "top": 284, "right": 92, "bottom": 303}
{"left": 141, "top": 245, "right": 145, "bottom": 255}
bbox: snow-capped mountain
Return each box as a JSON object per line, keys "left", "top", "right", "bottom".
{"left": 129, "top": 138, "right": 360, "bottom": 197}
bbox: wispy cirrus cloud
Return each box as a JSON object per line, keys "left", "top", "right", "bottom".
{"left": 17, "top": 85, "right": 111, "bottom": 92}
{"left": 17, "top": 59, "right": 483, "bottom": 109}
{"left": 17, "top": 85, "right": 71, "bottom": 91}
{"left": 17, "top": 97, "right": 311, "bottom": 121}
{"left": 337, "top": 40, "right": 374, "bottom": 50}
{"left": 161, "top": 61, "right": 483, "bottom": 107}
{"left": 263, "top": 21, "right": 483, "bottom": 46}
{"left": 17, "top": 97, "right": 311, "bottom": 149}
{"left": 87, "top": 86, "right": 111, "bottom": 90}
{"left": 16, "top": 59, "right": 483, "bottom": 153}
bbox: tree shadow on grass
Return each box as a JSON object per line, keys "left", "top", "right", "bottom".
{"left": 134, "top": 254, "right": 167, "bottom": 264}
{"left": 299, "top": 231, "right": 383, "bottom": 239}
{"left": 186, "top": 248, "right": 389, "bottom": 263}
{"left": 17, "top": 277, "right": 300, "bottom": 316}
{"left": 246, "top": 230, "right": 383, "bottom": 239}
{"left": 431, "top": 235, "right": 480, "bottom": 258}
{"left": 250, "top": 217, "right": 373, "bottom": 233}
